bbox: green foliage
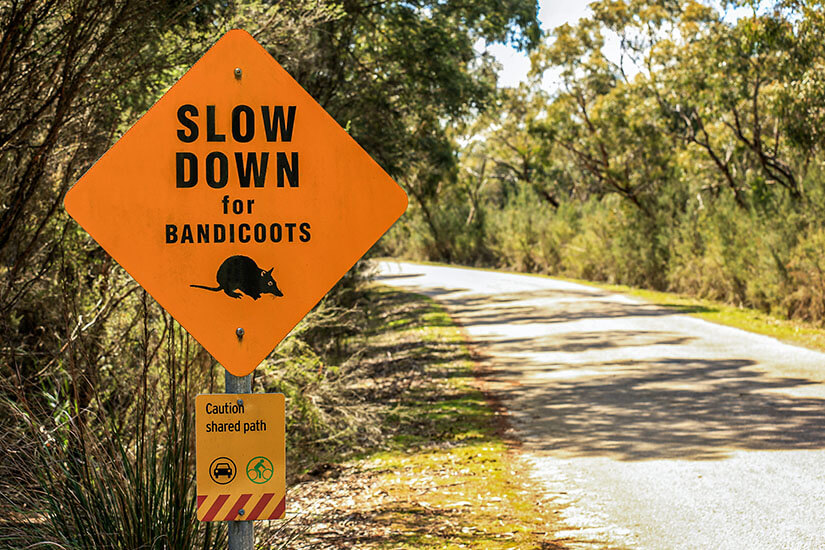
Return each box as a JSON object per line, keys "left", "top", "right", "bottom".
{"left": 1, "top": 0, "right": 542, "bottom": 544}
{"left": 300, "top": 0, "right": 541, "bottom": 264}
{"left": 488, "top": 189, "right": 572, "bottom": 273}
{"left": 1, "top": 319, "right": 222, "bottom": 549}
{"left": 393, "top": 0, "right": 825, "bottom": 326}
{"left": 783, "top": 227, "right": 825, "bottom": 322}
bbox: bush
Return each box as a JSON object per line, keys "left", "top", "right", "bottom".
{"left": 783, "top": 227, "right": 825, "bottom": 323}
{"left": 488, "top": 190, "right": 574, "bottom": 273}
{"left": 0, "top": 323, "right": 226, "bottom": 550}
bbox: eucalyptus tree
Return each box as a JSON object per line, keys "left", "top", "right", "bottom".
{"left": 277, "top": 0, "right": 541, "bottom": 261}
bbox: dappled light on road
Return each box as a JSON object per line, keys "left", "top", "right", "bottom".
{"left": 377, "top": 261, "right": 825, "bottom": 550}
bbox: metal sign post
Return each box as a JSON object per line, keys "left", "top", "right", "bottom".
{"left": 225, "top": 368, "right": 254, "bottom": 550}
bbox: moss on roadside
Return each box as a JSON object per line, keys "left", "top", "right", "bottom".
{"left": 365, "top": 286, "right": 559, "bottom": 549}
{"left": 282, "top": 285, "right": 564, "bottom": 549}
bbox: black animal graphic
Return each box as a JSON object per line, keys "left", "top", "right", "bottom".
{"left": 191, "top": 255, "right": 284, "bottom": 300}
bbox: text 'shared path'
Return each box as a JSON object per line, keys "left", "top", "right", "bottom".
{"left": 64, "top": 30, "right": 407, "bottom": 376}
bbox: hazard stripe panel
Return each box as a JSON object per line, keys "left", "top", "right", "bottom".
{"left": 247, "top": 493, "right": 274, "bottom": 519}
{"left": 224, "top": 493, "right": 252, "bottom": 521}
{"left": 197, "top": 493, "right": 286, "bottom": 521}
{"left": 268, "top": 496, "right": 286, "bottom": 519}
{"left": 202, "top": 494, "right": 229, "bottom": 522}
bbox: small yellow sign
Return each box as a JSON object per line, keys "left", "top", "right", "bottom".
{"left": 196, "top": 393, "right": 285, "bottom": 521}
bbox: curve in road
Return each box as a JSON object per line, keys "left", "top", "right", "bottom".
{"left": 376, "top": 261, "right": 825, "bottom": 550}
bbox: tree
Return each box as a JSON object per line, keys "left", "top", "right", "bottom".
{"left": 271, "top": 0, "right": 541, "bottom": 260}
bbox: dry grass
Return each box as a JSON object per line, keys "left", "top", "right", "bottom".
{"left": 268, "top": 286, "right": 568, "bottom": 549}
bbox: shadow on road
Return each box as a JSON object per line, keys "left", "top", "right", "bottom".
{"left": 397, "top": 285, "right": 825, "bottom": 462}
{"left": 484, "top": 330, "right": 696, "bottom": 354}
{"left": 490, "top": 356, "right": 825, "bottom": 461}
{"left": 372, "top": 272, "right": 426, "bottom": 281}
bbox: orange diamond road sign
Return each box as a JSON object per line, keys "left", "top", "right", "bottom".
{"left": 196, "top": 393, "right": 285, "bottom": 521}
{"left": 64, "top": 30, "right": 407, "bottom": 376}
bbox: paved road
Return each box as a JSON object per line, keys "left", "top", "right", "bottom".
{"left": 375, "top": 261, "right": 825, "bottom": 550}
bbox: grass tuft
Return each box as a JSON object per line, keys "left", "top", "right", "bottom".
{"left": 282, "top": 286, "right": 564, "bottom": 549}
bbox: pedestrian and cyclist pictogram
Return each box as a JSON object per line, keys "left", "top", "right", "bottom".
{"left": 247, "top": 456, "right": 274, "bottom": 484}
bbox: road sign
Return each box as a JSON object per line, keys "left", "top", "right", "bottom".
{"left": 64, "top": 30, "right": 408, "bottom": 376}
{"left": 196, "top": 393, "right": 285, "bottom": 521}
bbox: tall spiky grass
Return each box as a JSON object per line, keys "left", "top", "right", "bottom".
{"left": 1, "top": 315, "right": 224, "bottom": 549}
{"left": 1, "top": 319, "right": 306, "bottom": 549}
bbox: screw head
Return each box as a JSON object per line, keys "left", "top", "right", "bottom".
{"left": 234, "top": 67, "right": 242, "bottom": 79}
{"left": 238, "top": 508, "right": 245, "bottom": 516}
{"left": 236, "top": 327, "right": 245, "bottom": 338}
{"left": 237, "top": 398, "right": 244, "bottom": 406}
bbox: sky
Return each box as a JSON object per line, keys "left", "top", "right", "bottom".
{"left": 482, "top": 1, "right": 630, "bottom": 89}
{"left": 486, "top": 1, "right": 751, "bottom": 89}
{"left": 484, "top": 1, "right": 594, "bottom": 88}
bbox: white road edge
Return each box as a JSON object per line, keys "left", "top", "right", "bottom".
{"left": 375, "top": 260, "right": 825, "bottom": 550}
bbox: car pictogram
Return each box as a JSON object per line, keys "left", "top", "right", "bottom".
{"left": 213, "top": 462, "right": 233, "bottom": 478}
{"left": 209, "top": 457, "right": 237, "bottom": 484}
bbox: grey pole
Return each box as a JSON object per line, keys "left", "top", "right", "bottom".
{"left": 226, "top": 368, "right": 254, "bottom": 550}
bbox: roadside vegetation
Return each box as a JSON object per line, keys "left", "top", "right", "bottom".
{"left": 279, "top": 286, "right": 566, "bottom": 550}
{"left": 383, "top": 0, "right": 825, "bottom": 330}
{"left": 0, "top": 1, "right": 541, "bottom": 547}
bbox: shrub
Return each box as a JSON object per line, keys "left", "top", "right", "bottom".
{"left": 783, "top": 227, "right": 825, "bottom": 323}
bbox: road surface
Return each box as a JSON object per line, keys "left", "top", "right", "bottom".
{"left": 375, "top": 261, "right": 825, "bottom": 550}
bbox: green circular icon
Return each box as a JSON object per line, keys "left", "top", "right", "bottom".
{"left": 246, "top": 456, "right": 274, "bottom": 484}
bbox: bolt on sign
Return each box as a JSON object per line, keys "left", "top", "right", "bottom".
{"left": 64, "top": 30, "right": 408, "bottom": 376}
{"left": 196, "top": 393, "right": 285, "bottom": 521}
